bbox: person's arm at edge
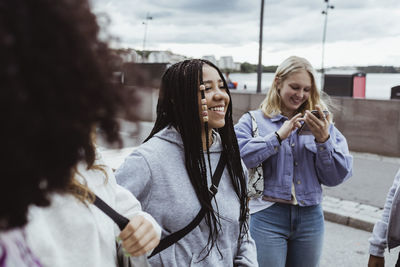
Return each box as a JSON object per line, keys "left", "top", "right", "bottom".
{"left": 368, "top": 169, "right": 400, "bottom": 266}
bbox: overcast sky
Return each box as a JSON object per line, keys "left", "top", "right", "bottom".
{"left": 92, "top": 0, "right": 400, "bottom": 68}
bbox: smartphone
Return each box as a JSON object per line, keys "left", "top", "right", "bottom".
{"left": 297, "top": 110, "right": 329, "bottom": 135}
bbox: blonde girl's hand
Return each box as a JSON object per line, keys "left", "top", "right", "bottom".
{"left": 276, "top": 113, "right": 303, "bottom": 140}
{"left": 304, "top": 105, "right": 330, "bottom": 143}
{"left": 119, "top": 215, "right": 160, "bottom": 257}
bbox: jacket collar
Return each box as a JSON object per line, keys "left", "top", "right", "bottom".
{"left": 270, "top": 114, "right": 288, "bottom": 122}
{"left": 154, "top": 125, "right": 223, "bottom": 153}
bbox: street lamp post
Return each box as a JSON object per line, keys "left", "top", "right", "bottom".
{"left": 256, "top": 0, "right": 265, "bottom": 93}
{"left": 142, "top": 13, "right": 153, "bottom": 62}
{"left": 321, "top": 0, "right": 334, "bottom": 90}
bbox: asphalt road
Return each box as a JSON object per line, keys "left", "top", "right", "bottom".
{"left": 322, "top": 221, "right": 399, "bottom": 267}
{"left": 323, "top": 153, "right": 400, "bottom": 208}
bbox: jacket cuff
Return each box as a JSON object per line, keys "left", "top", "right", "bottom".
{"left": 315, "top": 135, "right": 334, "bottom": 153}
{"left": 369, "top": 244, "right": 385, "bottom": 257}
{"left": 264, "top": 132, "right": 281, "bottom": 153}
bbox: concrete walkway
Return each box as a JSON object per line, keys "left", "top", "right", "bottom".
{"left": 321, "top": 151, "right": 400, "bottom": 232}
{"left": 99, "top": 146, "right": 392, "bottom": 233}
{"left": 98, "top": 121, "right": 400, "bottom": 233}
{"left": 97, "top": 121, "right": 400, "bottom": 266}
{"left": 322, "top": 195, "right": 382, "bottom": 232}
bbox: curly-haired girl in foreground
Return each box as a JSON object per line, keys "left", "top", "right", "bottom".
{"left": 0, "top": 0, "right": 160, "bottom": 266}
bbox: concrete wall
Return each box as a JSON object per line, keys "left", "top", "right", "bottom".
{"left": 230, "top": 91, "right": 266, "bottom": 123}
{"left": 230, "top": 91, "right": 400, "bottom": 157}
{"left": 123, "top": 86, "right": 158, "bottom": 122}
{"left": 130, "top": 88, "right": 400, "bottom": 156}
{"left": 331, "top": 97, "right": 400, "bottom": 157}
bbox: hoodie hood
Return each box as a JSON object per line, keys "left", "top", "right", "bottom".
{"left": 153, "top": 125, "right": 223, "bottom": 153}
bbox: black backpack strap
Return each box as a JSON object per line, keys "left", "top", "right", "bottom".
{"left": 149, "top": 207, "right": 206, "bottom": 258}
{"left": 208, "top": 152, "right": 227, "bottom": 198}
{"left": 93, "top": 195, "right": 130, "bottom": 231}
{"left": 149, "top": 153, "right": 227, "bottom": 258}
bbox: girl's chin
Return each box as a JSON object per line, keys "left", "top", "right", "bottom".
{"left": 289, "top": 102, "right": 304, "bottom": 110}
{"left": 287, "top": 104, "right": 300, "bottom": 110}
{"left": 289, "top": 99, "right": 303, "bottom": 106}
{"left": 208, "top": 121, "right": 225, "bottom": 129}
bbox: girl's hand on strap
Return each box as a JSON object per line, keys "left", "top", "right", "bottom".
{"left": 119, "top": 215, "right": 160, "bottom": 257}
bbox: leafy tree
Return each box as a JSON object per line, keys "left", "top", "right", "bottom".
{"left": 240, "top": 62, "right": 257, "bottom": 73}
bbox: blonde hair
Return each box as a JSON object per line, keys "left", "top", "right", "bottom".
{"left": 67, "top": 130, "right": 108, "bottom": 205}
{"left": 67, "top": 176, "right": 95, "bottom": 204}
{"left": 260, "top": 56, "right": 331, "bottom": 119}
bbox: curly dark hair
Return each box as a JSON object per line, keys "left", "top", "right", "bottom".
{"left": 0, "top": 0, "right": 125, "bottom": 229}
{"left": 146, "top": 59, "right": 248, "bottom": 258}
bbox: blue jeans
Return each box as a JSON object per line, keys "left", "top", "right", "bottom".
{"left": 250, "top": 203, "right": 324, "bottom": 267}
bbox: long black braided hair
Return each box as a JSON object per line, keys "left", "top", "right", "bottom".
{"left": 145, "top": 59, "right": 248, "bottom": 257}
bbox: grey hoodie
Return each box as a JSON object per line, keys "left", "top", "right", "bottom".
{"left": 116, "top": 126, "right": 258, "bottom": 267}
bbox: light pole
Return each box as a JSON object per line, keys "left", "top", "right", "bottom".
{"left": 142, "top": 13, "right": 153, "bottom": 62}
{"left": 321, "top": 0, "right": 334, "bottom": 90}
{"left": 256, "top": 0, "right": 265, "bottom": 93}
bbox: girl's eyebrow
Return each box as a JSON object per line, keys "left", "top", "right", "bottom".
{"left": 203, "top": 79, "right": 223, "bottom": 84}
{"left": 289, "top": 82, "right": 311, "bottom": 88}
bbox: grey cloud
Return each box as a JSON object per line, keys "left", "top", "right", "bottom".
{"left": 93, "top": 0, "right": 400, "bottom": 49}
{"left": 326, "top": 8, "right": 400, "bottom": 42}
{"left": 147, "top": 0, "right": 257, "bottom": 14}
{"left": 144, "top": 20, "right": 257, "bottom": 46}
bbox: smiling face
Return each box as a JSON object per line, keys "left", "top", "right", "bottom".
{"left": 198, "top": 64, "right": 230, "bottom": 130}
{"left": 278, "top": 69, "right": 312, "bottom": 117}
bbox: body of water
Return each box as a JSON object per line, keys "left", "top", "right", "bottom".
{"left": 229, "top": 73, "right": 400, "bottom": 100}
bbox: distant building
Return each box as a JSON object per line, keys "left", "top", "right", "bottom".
{"left": 147, "top": 51, "right": 170, "bottom": 63}
{"left": 202, "top": 55, "right": 217, "bottom": 65}
{"left": 218, "top": 56, "right": 235, "bottom": 70}
{"left": 147, "top": 50, "right": 186, "bottom": 64}
{"left": 118, "top": 49, "right": 142, "bottom": 63}
{"left": 169, "top": 52, "right": 187, "bottom": 64}
{"left": 202, "top": 55, "right": 242, "bottom": 71}
{"left": 233, "top": 62, "right": 241, "bottom": 71}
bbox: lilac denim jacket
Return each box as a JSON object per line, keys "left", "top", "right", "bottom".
{"left": 0, "top": 228, "right": 41, "bottom": 267}
{"left": 234, "top": 109, "right": 353, "bottom": 206}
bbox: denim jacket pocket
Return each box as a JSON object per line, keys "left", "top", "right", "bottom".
{"left": 304, "top": 143, "right": 317, "bottom": 154}
{"left": 305, "top": 142, "right": 334, "bottom": 167}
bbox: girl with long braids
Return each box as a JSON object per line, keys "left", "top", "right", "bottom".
{"left": 116, "top": 59, "right": 258, "bottom": 266}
